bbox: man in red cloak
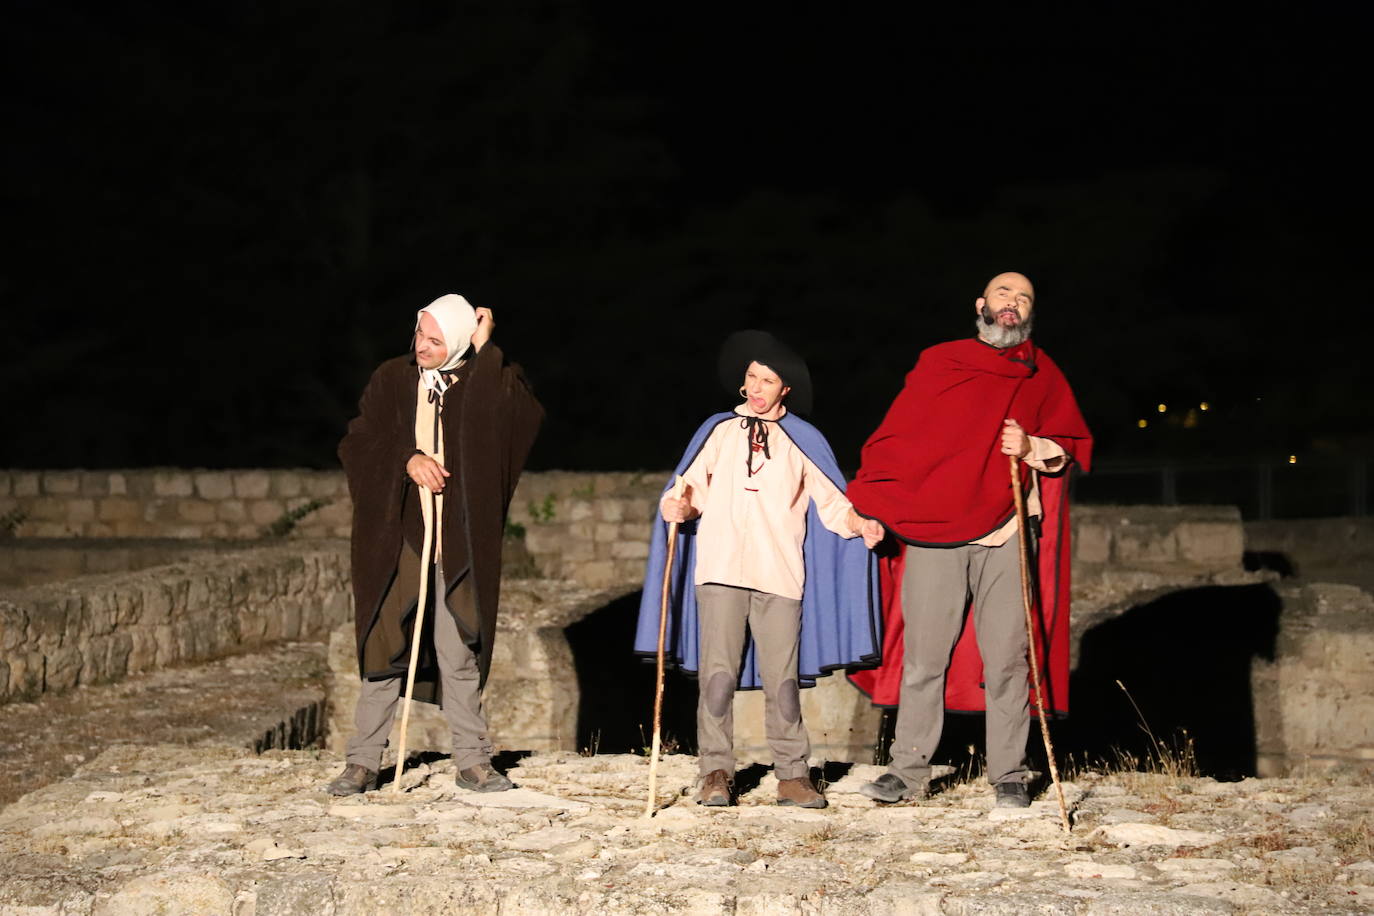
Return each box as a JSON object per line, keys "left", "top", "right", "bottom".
{"left": 847, "top": 272, "right": 1092, "bottom": 808}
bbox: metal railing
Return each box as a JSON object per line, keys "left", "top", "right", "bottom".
{"left": 1071, "top": 460, "right": 1370, "bottom": 520}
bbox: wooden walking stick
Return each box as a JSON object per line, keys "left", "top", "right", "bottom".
{"left": 1009, "top": 455, "right": 1072, "bottom": 833}
{"left": 645, "top": 476, "right": 686, "bottom": 817}
{"left": 392, "top": 486, "right": 439, "bottom": 794}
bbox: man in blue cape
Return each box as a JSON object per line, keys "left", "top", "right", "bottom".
{"left": 634, "top": 331, "right": 883, "bottom": 808}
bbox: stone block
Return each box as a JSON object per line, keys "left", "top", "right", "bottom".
{"left": 598, "top": 499, "right": 624, "bottom": 522}
{"left": 42, "top": 471, "right": 80, "bottom": 495}
{"left": 178, "top": 501, "right": 217, "bottom": 524}
{"left": 12, "top": 472, "right": 39, "bottom": 497}
{"left": 1114, "top": 525, "right": 1177, "bottom": 565}
{"left": 568, "top": 500, "right": 594, "bottom": 522}
{"left": 620, "top": 522, "right": 651, "bottom": 543}
{"left": 316, "top": 501, "right": 350, "bottom": 527}
{"left": 24, "top": 498, "right": 68, "bottom": 521}
{"left": 78, "top": 471, "right": 110, "bottom": 496}
{"left": 108, "top": 472, "right": 128, "bottom": 496}
{"left": 577, "top": 560, "right": 618, "bottom": 588}
{"left": 152, "top": 470, "right": 194, "bottom": 497}
{"left": 249, "top": 500, "right": 285, "bottom": 526}
{"left": 304, "top": 473, "right": 342, "bottom": 498}
{"left": 1076, "top": 522, "right": 1111, "bottom": 565}
{"left": 111, "top": 520, "right": 154, "bottom": 537}
{"left": 28, "top": 521, "right": 73, "bottom": 537}
{"left": 233, "top": 471, "right": 271, "bottom": 499}
{"left": 98, "top": 497, "right": 140, "bottom": 522}
{"left": 0, "top": 472, "right": 9, "bottom": 496}
{"left": 217, "top": 499, "right": 247, "bottom": 522}
{"left": 611, "top": 540, "right": 650, "bottom": 560}
{"left": 594, "top": 522, "right": 619, "bottom": 542}
{"left": 67, "top": 498, "right": 96, "bottom": 523}
{"left": 193, "top": 471, "right": 234, "bottom": 500}
{"left": 270, "top": 470, "right": 303, "bottom": 498}
{"left": 523, "top": 525, "right": 567, "bottom": 555}
{"left": 1176, "top": 522, "right": 1243, "bottom": 567}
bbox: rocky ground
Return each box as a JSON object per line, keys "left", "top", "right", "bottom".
{"left": 2, "top": 746, "right": 1371, "bottom": 915}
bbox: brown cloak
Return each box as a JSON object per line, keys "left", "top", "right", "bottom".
{"left": 338, "top": 343, "right": 542, "bottom": 697}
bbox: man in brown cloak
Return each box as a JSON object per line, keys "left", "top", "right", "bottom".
{"left": 326, "top": 293, "right": 543, "bottom": 795}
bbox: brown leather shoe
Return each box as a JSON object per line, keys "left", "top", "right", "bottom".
{"left": 777, "top": 775, "right": 827, "bottom": 809}
{"left": 326, "top": 763, "right": 378, "bottom": 796}
{"left": 455, "top": 762, "right": 514, "bottom": 793}
{"left": 695, "top": 769, "right": 733, "bottom": 806}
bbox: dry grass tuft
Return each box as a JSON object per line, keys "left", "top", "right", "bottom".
{"left": 1330, "top": 815, "right": 1374, "bottom": 864}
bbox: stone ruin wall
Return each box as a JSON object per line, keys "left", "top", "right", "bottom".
{"left": 0, "top": 545, "right": 351, "bottom": 705}
{"left": 3, "top": 468, "right": 1371, "bottom": 774}
{"left": 0, "top": 468, "right": 1253, "bottom": 591}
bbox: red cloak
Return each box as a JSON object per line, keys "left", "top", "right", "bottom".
{"left": 847, "top": 338, "right": 1092, "bottom": 713}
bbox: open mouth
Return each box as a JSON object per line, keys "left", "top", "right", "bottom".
{"left": 749, "top": 396, "right": 767, "bottom": 411}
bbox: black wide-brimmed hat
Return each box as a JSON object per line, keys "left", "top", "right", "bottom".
{"left": 717, "top": 330, "right": 813, "bottom": 416}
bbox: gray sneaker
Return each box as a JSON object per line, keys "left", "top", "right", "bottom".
{"left": 326, "top": 764, "right": 378, "bottom": 796}
{"left": 456, "top": 762, "right": 514, "bottom": 793}
{"left": 859, "top": 773, "right": 930, "bottom": 803}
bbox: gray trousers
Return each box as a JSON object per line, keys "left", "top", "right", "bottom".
{"left": 345, "top": 570, "right": 493, "bottom": 773}
{"left": 888, "top": 540, "right": 1032, "bottom": 786}
{"left": 696, "top": 584, "right": 810, "bottom": 780}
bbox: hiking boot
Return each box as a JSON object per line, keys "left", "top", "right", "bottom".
{"left": 994, "top": 782, "right": 1031, "bottom": 808}
{"left": 776, "top": 775, "right": 827, "bottom": 809}
{"left": 858, "top": 772, "right": 929, "bottom": 803}
{"left": 695, "top": 769, "right": 733, "bottom": 806}
{"left": 455, "top": 762, "right": 513, "bottom": 793}
{"left": 326, "top": 764, "right": 378, "bottom": 796}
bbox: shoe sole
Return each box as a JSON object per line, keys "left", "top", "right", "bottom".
{"left": 326, "top": 781, "right": 377, "bottom": 796}
{"left": 776, "top": 798, "right": 828, "bottom": 809}
{"left": 456, "top": 780, "right": 513, "bottom": 793}
{"left": 859, "top": 785, "right": 927, "bottom": 804}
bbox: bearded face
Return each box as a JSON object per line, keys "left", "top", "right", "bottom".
{"left": 977, "top": 303, "right": 1034, "bottom": 348}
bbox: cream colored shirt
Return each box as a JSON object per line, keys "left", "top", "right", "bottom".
{"left": 971, "top": 436, "right": 1067, "bottom": 547}
{"left": 667, "top": 407, "right": 858, "bottom": 600}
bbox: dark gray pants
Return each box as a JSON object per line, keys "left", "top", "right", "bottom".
{"left": 345, "top": 571, "right": 492, "bottom": 773}
{"left": 887, "top": 540, "right": 1032, "bottom": 786}
{"left": 696, "top": 584, "right": 811, "bottom": 780}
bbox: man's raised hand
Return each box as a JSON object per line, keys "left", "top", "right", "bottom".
{"left": 471, "top": 307, "right": 495, "bottom": 351}
{"left": 406, "top": 453, "right": 451, "bottom": 492}
{"left": 862, "top": 519, "right": 884, "bottom": 549}
{"left": 1000, "top": 419, "right": 1031, "bottom": 459}
{"left": 661, "top": 487, "right": 696, "bottom": 524}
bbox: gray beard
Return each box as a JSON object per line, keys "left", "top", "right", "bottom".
{"left": 977, "top": 306, "right": 1033, "bottom": 348}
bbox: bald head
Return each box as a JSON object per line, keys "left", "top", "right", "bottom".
{"left": 974, "top": 271, "right": 1035, "bottom": 348}
{"left": 983, "top": 272, "right": 1035, "bottom": 303}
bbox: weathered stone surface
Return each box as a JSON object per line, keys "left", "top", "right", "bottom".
{"left": 6, "top": 748, "right": 1368, "bottom": 915}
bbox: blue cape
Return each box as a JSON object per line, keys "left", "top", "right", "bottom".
{"left": 634, "top": 411, "right": 882, "bottom": 689}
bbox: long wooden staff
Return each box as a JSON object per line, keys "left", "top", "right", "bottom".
{"left": 1009, "top": 456, "right": 1071, "bottom": 833}
{"left": 392, "top": 486, "right": 438, "bottom": 794}
{"left": 645, "top": 476, "right": 686, "bottom": 817}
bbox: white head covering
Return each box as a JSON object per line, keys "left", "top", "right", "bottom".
{"left": 416, "top": 294, "right": 477, "bottom": 394}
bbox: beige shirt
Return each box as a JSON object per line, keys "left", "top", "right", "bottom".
{"left": 972, "top": 436, "right": 1067, "bottom": 547}
{"left": 667, "top": 407, "right": 858, "bottom": 600}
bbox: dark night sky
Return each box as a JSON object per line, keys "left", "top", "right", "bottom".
{"left": 2, "top": 2, "right": 1368, "bottom": 474}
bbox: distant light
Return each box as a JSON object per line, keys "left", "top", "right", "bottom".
{"left": 1156, "top": 403, "right": 1167, "bottom": 413}
{"left": 1199, "top": 401, "right": 1210, "bottom": 411}
{"left": 1288, "top": 455, "right": 1297, "bottom": 465}
{"left": 1137, "top": 419, "right": 1148, "bottom": 429}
